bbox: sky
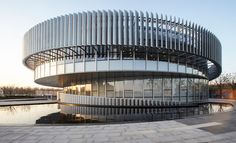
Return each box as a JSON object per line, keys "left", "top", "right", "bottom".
{"left": 0, "top": 0, "right": 235, "bottom": 87}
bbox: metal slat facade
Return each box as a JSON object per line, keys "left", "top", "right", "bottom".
{"left": 82, "top": 12, "right": 87, "bottom": 46}
{"left": 56, "top": 17, "right": 60, "bottom": 48}
{"left": 77, "top": 13, "right": 82, "bottom": 46}
{"left": 140, "top": 11, "right": 144, "bottom": 46}
{"left": 129, "top": 11, "right": 134, "bottom": 46}
{"left": 150, "top": 13, "right": 154, "bottom": 47}
{"left": 87, "top": 12, "right": 92, "bottom": 45}
{"left": 102, "top": 11, "right": 107, "bottom": 45}
{"left": 169, "top": 16, "right": 172, "bottom": 50}
{"left": 92, "top": 11, "right": 97, "bottom": 45}
{"left": 113, "top": 10, "right": 118, "bottom": 45}
{"left": 124, "top": 10, "right": 128, "bottom": 45}
{"left": 174, "top": 17, "right": 177, "bottom": 50}
{"left": 72, "top": 13, "right": 77, "bottom": 46}
{"left": 134, "top": 11, "right": 139, "bottom": 46}
{"left": 145, "top": 12, "right": 149, "bottom": 47}
{"left": 156, "top": 14, "right": 159, "bottom": 48}
{"left": 64, "top": 15, "right": 69, "bottom": 47}
{"left": 68, "top": 14, "right": 73, "bottom": 46}
{"left": 165, "top": 15, "right": 168, "bottom": 49}
{"left": 118, "top": 10, "right": 123, "bottom": 45}
{"left": 107, "top": 10, "right": 113, "bottom": 45}
{"left": 23, "top": 10, "right": 222, "bottom": 81}
{"left": 97, "top": 11, "right": 102, "bottom": 45}
{"left": 60, "top": 16, "right": 64, "bottom": 48}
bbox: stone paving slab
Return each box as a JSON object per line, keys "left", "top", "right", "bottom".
{"left": 0, "top": 99, "right": 236, "bottom": 143}
{"left": 0, "top": 120, "right": 235, "bottom": 143}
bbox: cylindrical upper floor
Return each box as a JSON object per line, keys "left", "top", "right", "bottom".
{"left": 23, "top": 10, "right": 222, "bottom": 81}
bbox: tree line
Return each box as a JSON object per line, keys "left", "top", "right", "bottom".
{"left": 209, "top": 73, "right": 236, "bottom": 98}
{"left": 0, "top": 86, "right": 61, "bottom": 96}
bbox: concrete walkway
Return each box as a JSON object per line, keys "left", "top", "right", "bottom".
{"left": 0, "top": 99, "right": 236, "bottom": 143}
{"left": 0, "top": 99, "right": 57, "bottom": 106}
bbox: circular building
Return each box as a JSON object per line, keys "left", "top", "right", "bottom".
{"left": 23, "top": 10, "right": 222, "bottom": 107}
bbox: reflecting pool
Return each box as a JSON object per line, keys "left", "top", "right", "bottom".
{"left": 0, "top": 103, "right": 233, "bottom": 125}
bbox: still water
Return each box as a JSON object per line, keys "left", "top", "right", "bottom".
{"left": 0, "top": 103, "right": 233, "bottom": 125}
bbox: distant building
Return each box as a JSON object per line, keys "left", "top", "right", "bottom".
{"left": 23, "top": 10, "right": 222, "bottom": 107}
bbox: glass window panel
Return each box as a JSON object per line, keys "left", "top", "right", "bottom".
{"left": 51, "top": 65, "right": 56, "bottom": 75}
{"left": 194, "top": 78, "right": 199, "bottom": 102}
{"left": 188, "top": 78, "right": 193, "bottom": 102}
{"left": 205, "top": 80, "right": 209, "bottom": 100}
{"left": 38, "top": 66, "right": 41, "bottom": 78}
{"left": 57, "top": 64, "right": 64, "bottom": 74}
{"left": 124, "top": 79, "right": 133, "bottom": 98}
{"left": 163, "top": 78, "right": 171, "bottom": 101}
{"left": 169, "top": 63, "right": 177, "bottom": 72}
{"left": 78, "top": 84, "right": 85, "bottom": 95}
{"left": 180, "top": 78, "right": 187, "bottom": 102}
{"left": 153, "top": 78, "right": 162, "bottom": 100}
{"left": 92, "top": 91, "right": 97, "bottom": 96}
{"left": 159, "top": 61, "right": 168, "bottom": 71}
{"left": 124, "top": 80, "right": 133, "bottom": 90}
{"left": 124, "top": 91, "right": 133, "bottom": 98}
{"left": 106, "top": 80, "right": 114, "bottom": 91}
{"left": 91, "top": 78, "right": 98, "bottom": 96}
{"left": 106, "top": 79, "right": 114, "bottom": 98}
{"left": 122, "top": 46, "right": 133, "bottom": 60}
{"left": 147, "top": 48, "right": 158, "bottom": 61}
{"left": 34, "top": 68, "right": 37, "bottom": 79}
{"left": 193, "top": 69, "right": 198, "bottom": 74}
{"left": 64, "top": 87, "right": 68, "bottom": 94}
{"left": 187, "top": 67, "right": 193, "bottom": 74}
{"left": 40, "top": 65, "right": 45, "bottom": 77}
{"left": 135, "top": 47, "right": 145, "bottom": 60}
{"left": 115, "top": 80, "right": 123, "bottom": 98}
{"left": 66, "top": 63, "right": 74, "bottom": 73}
{"left": 144, "top": 79, "right": 153, "bottom": 90}
{"left": 159, "top": 53, "right": 168, "bottom": 62}
{"left": 134, "top": 79, "right": 143, "bottom": 98}
{"left": 109, "top": 46, "right": 120, "bottom": 60}
{"left": 179, "top": 65, "right": 186, "bottom": 73}
{"left": 45, "top": 63, "right": 50, "bottom": 76}
{"left": 107, "top": 91, "right": 114, "bottom": 98}
{"left": 69, "top": 85, "right": 77, "bottom": 95}
{"left": 85, "top": 84, "right": 91, "bottom": 96}
{"left": 170, "top": 55, "right": 177, "bottom": 63}
{"left": 199, "top": 79, "right": 204, "bottom": 101}
{"left": 144, "top": 79, "right": 153, "bottom": 98}
{"left": 98, "top": 79, "right": 106, "bottom": 96}
{"left": 172, "top": 78, "right": 179, "bottom": 101}
{"left": 144, "top": 90, "right": 152, "bottom": 98}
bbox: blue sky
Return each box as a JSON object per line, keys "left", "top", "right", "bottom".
{"left": 0, "top": 0, "right": 235, "bottom": 87}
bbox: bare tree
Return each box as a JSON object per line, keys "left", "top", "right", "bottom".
{"left": 0, "top": 85, "right": 61, "bottom": 97}
{"left": 228, "top": 73, "right": 236, "bottom": 90}
{"left": 210, "top": 73, "right": 231, "bottom": 98}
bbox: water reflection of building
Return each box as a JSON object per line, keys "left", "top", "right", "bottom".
{"left": 23, "top": 10, "right": 222, "bottom": 107}
{"left": 35, "top": 103, "right": 230, "bottom": 124}
{"left": 59, "top": 104, "right": 210, "bottom": 123}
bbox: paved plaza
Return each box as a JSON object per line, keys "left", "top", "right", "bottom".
{"left": 0, "top": 99, "right": 236, "bottom": 143}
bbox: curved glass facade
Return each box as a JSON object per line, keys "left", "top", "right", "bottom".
{"left": 64, "top": 76, "right": 208, "bottom": 103}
